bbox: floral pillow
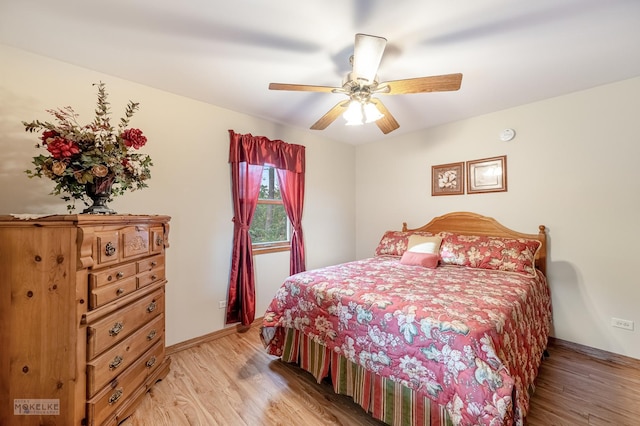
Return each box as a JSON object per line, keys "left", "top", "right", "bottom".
{"left": 439, "top": 233, "right": 541, "bottom": 276}
{"left": 374, "top": 231, "right": 435, "bottom": 257}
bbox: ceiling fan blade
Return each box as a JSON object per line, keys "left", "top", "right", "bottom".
{"left": 370, "top": 99, "right": 399, "bottom": 134}
{"left": 310, "top": 100, "right": 350, "bottom": 130}
{"left": 352, "top": 33, "right": 387, "bottom": 84}
{"left": 269, "top": 83, "right": 337, "bottom": 93}
{"left": 380, "top": 73, "right": 463, "bottom": 95}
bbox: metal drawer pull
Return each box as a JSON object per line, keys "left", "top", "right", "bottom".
{"left": 155, "top": 236, "right": 163, "bottom": 246}
{"left": 116, "top": 271, "right": 124, "bottom": 279}
{"left": 146, "top": 356, "right": 157, "bottom": 368}
{"left": 116, "top": 288, "right": 125, "bottom": 296}
{"left": 147, "top": 329, "right": 157, "bottom": 340}
{"left": 146, "top": 301, "right": 157, "bottom": 313}
{"left": 109, "top": 355, "right": 123, "bottom": 370}
{"left": 105, "top": 242, "right": 116, "bottom": 257}
{"left": 151, "top": 274, "right": 158, "bottom": 280}
{"left": 108, "top": 388, "right": 123, "bottom": 405}
{"left": 109, "top": 322, "right": 124, "bottom": 336}
{"left": 150, "top": 261, "right": 157, "bottom": 267}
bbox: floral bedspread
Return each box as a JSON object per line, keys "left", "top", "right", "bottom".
{"left": 262, "top": 256, "right": 552, "bottom": 426}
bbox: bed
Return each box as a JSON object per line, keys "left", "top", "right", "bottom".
{"left": 261, "top": 212, "right": 552, "bottom": 426}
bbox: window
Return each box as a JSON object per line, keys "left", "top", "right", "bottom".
{"left": 250, "top": 165, "right": 290, "bottom": 254}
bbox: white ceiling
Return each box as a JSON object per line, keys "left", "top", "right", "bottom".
{"left": 2, "top": 0, "right": 640, "bottom": 145}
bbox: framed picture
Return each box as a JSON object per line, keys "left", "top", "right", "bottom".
{"left": 467, "top": 155, "right": 507, "bottom": 194}
{"left": 432, "top": 162, "right": 465, "bottom": 196}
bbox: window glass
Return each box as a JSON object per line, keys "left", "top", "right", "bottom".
{"left": 250, "top": 166, "right": 290, "bottom": 248}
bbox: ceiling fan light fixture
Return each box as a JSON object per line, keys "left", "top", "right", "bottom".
{"left": 363, "top": 102, "right": 384, "bottom": 123}
{"left": 343, "top": 100, "right": 364, "bottom": 125}
{"left": 343, "top": 100, "right": 384, "bottom": 126}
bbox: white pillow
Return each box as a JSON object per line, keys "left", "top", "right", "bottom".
{"left": 407, "top": 235, "right": 442, "bottom": 254}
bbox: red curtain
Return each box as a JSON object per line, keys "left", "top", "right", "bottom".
{"left": 227, "top": 130, "right": 306, "bottom": 325}
{"left": 277, "top": 168, "right": 305, "bottom": 275}
{"left": 227, "top": 159, "right": 263, "bottom": 325}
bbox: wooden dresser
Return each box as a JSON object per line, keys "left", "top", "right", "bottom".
{"left": 0, "top": 214, "right": 171, "bottom": 426}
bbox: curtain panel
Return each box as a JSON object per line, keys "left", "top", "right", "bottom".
{"left": 227, "top": 130, "right": 306, "bottom": 325}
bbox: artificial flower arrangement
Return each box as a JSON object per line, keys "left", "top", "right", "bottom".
{"left": 22, "top": 82, "right": 152, "bottom": 212}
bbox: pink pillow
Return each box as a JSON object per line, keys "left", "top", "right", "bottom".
{"left": 400, "top": 251, "right": 439, "bottom": 268}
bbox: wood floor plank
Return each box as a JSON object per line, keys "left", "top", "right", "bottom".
{"left": 121, "top": 331, "right": 640, "bottom": 426}
{"left": 526, "top": 340, "right": 640, "bottom": 426}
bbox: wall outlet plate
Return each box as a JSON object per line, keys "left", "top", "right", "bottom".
{"left": 611, "top": 317, "right": 634, "bottom": 330}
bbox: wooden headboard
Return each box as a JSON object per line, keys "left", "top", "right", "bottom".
{"left": 402, "top": 212, "right": 548, "bottom": 275}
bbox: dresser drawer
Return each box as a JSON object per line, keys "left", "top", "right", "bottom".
{"left": 150, "top": 226, "right": 165, "bottom": 254}
{"left": 121, "top": 226, "right": 150, "bottom": 260}
{"left": 91, "top": 262, "right": 137, "bottom": 288}
{"left": 87, "top": 341, "right": 165, "bottom": 426}
{"left": 87, "top": 288, "right": 164, "bottom": 359}
{"left": 95, "top": 230, "right": 121, "bottom": 266}
{"left": 87, "top": 314, "right": 164, "bottom": 398}
{"left": 90, "top": 277, "right": 138, "bottom": 309}
{"left": 137, "top": 254, "right": 164, "bottom": 273}
{"left": 137, "top": 268, "right": 166, "bottom": 289}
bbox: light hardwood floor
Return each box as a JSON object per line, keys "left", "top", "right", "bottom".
{"left": 122, "top": 329, "right": 640, "bottom": 426}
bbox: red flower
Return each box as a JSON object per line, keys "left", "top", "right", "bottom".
{"left": 41, "top": 130, "right": 59, "bottom": 143}
{"left": 46, "top": 137, "right": 81, "bottom": 159}
{"left": 121, "top": 128, "right": 147, "bottom": 149}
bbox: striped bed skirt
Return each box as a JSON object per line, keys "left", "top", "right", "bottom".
{"left": 278, "top": 327, "right": 453, "bottom": 426}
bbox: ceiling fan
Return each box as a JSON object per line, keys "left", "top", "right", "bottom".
{"left": 269, "top": 33, "right": 463, "bottom": 134}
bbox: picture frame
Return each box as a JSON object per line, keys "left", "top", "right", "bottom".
{"left": 431, "top": 162, "right": 465, "bottom": 196}
{"left": 466, "top": 155, "right": 507, "bottom": 194}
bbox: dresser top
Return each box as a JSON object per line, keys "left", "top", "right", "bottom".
{"left": 0, "top": 214, "right": 171, "bottom": 226}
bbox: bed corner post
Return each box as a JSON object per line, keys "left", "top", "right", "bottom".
{"left": 402, "top": 222, "right": 409, "bottom": 231}
{"left": 538, "top": 225, "right": 548, "bottom": 276}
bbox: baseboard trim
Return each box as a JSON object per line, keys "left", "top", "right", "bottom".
{"left": 166, "top": 316, "right": 263, "bottom": 356}
{"left": 548, "top": 336, "right": 640, "bottom": 369}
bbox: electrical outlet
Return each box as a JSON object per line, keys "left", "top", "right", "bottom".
{"left": 218, "top": 300, "right": 226, "bottom": 309}
{"left": 611, "top": 317, "right": 634, "bottom": 331}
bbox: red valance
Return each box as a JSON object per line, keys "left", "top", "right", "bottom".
{"left": 228, "top": 130, "right": 305, "bottom": 173}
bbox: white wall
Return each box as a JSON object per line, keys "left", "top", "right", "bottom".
{"left": 356, "top": 76, "right": 640, "bottom": 359}
{"left": 3, "top": 43, "right": 639, "bottom": 360}
{"left": 0, "top": 44, "right": 356, "bottom": 346}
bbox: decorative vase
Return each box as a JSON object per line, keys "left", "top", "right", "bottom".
{"left": 83, "top": 175, "right": 116, "bottom": 214}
